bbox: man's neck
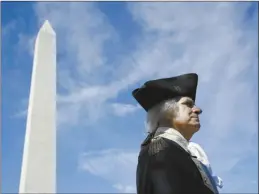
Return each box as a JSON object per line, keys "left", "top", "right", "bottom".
{"left": 159, "top": 125, "right": 193, "bottom": 141}
{"left": 173, "top": 126, "right": 194, "bottom": 141}
{"left": 179, "top": 130, "right": 192, "bottom": 141}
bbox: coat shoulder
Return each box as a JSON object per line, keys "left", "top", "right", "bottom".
{"left": 140, "top": 137, "right": 189, "bottom": 157}
{"left": 147, "top": 137, "right": 171, "bottom": 156}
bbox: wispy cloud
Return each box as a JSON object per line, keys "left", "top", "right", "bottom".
{"left": 16, "top": 33, "right": 36, "bottom": 57}
{"left": 33, "top": 2, "right": 129, "bottom": 127}
{"left": 111, "top": 103, "right": 140, "bottom": 117}
{"left": 2, "top": 20, "right": 17, "bottom": 37}
{"left": 11, "top": 98, "right": 29, "bottom": 119}
{"left": 12, "top": 109, "right": 28, "bottom": 118}
{"left": 113, "top": 183, "right": 136, "bottom": 193}
{"left": 79, "top": 149, "right": 138, "bottom": 193}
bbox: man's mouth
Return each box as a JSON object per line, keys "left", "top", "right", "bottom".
{"left": 191, "top": 116, "right": 199, "bottom": 121}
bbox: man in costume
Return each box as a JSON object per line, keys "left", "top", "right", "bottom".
{"left": 132, "top": 73, "right": 222, "bottom": 194}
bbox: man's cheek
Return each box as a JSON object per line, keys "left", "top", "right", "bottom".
{"left": 175, "top": 114, "right": 189, "bottom": 122}
{"left": 178, "top": 109, "right": 188, "bottom": 120}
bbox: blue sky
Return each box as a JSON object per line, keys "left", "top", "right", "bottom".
{"left": 1, "top": 2, "right": 258, "bottom": 193}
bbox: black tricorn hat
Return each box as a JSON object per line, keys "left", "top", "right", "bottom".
{"left": 132, "top": 73, "right": 198, "bottom": 112}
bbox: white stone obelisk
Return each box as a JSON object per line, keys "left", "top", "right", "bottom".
{"left": 19, "top": 20, "right": 56, "bottom": 193}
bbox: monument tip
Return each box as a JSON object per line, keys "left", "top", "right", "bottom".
{"left": 40, "top": 20, "right": 56, "bottom": 35}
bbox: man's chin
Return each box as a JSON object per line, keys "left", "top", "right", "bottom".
{"left": 192, "top": 123, "right": 201, "bottom": 132}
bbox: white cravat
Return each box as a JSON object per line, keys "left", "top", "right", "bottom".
{"left": 188, "top": 142, "right": 223, "bottom": 188}
{"left": 152, "top": 127, "right": 223, "bottom": 189}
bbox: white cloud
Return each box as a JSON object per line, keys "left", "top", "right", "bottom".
{"left": 32, "top": 3, "right": 136, "bottom": 127}
{"left": 2, "top": 20, "right": 17, "bottom": 37}
{"left": 111, "top": 103, "right": 140, "bottom": 117}
{"left": 113, "top": 183, "right": 136, "bottom": 193}
{"left": 12, "top": 109, "right": 28, "bottom": 118}
{"left": 11, "top": 98, "right": 29, "bottom": 119}
{"left": 16, "top": 33, "right": 36, "bottom": 57}
{"left": 78, "top": 149, "right": 138, "bottom": 193}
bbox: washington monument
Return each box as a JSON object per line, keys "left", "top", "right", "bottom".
{"left": 19, "top": 20, "right": 56, "bottom": 193}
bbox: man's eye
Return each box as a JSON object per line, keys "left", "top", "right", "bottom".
{"left": 185, "top": 102, "right": 193, "bottom": 107}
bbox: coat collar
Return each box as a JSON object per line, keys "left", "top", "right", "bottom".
{"left": 152, "top": 127, "right": 189, "bottom": 152}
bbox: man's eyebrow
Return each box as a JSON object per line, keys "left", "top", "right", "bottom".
{"left": 181, "top": 98, "right": 194, "bottom": 104}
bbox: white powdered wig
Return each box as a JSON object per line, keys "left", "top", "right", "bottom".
{"left": 145, "top": 98, "right": 180, "bottom": 133}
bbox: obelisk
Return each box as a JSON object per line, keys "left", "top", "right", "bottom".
{"left": 19, "top": 20, "right": 56, "bottom": 193}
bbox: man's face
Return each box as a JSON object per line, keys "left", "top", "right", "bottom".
{"left": 172, "top": 96, "right": 202, "bottom": 134}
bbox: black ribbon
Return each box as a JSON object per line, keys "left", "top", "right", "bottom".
{"left": 141, "top": 131, "right": 156, "bottom": 147}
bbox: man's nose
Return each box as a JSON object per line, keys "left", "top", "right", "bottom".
{"left": 192, "top": 106, "right": 202, "bottom": 115}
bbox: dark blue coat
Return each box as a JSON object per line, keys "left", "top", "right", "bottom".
{"left": 136, "top": 137, "right": 218, "bottom": 194}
